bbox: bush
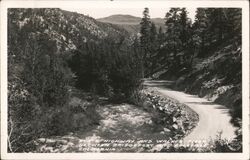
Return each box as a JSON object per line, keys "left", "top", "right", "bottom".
{"left": 8, "top": 34, "right": 73, "bottom": 152}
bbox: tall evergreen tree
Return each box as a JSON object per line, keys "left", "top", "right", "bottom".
{"left": 179, "top": 8, "right": 191, "bottom": 48}
{"left": 140, "top": 7, "right": 151, "bottom": 48}
{"left": 193, "top": 8, "right": 209, "bottom": 57}
{"left": 164, "top": 8, "right": 182, "bottom": 68}
{"left": 148, "top": 22, "right": 158, "bottom": 74}
{"left": 140, "top": 7, "right": 152, "bottom": 77}
{"left": 160, "top": 8, "right": 194, "bottom": 72}
{"left": 207, "top": 8, "right": 228, "bottom": 42}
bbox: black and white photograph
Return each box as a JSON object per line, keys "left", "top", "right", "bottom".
{"left": 0, "top": 0, "right": 249, "bottom": 159}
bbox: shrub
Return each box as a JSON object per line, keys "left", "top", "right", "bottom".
{"left": 8, "top": 33, "right": 73, "bottom": 152}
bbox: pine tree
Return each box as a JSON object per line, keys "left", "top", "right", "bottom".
{"left": 204, "top": 8, "right": 229, "bottom": 44}
{"left": 140, "top": 7, "right": 152, "bottom": 77}
{"left": 179, "top": 8, "right": 191, "bottom": 48}
{"left": 140, "top": 7, "right": 151, "bottom": 48}
{"left": 164, "top": 8, "right": 182, "bottom": 68}
{"left": 148, "top": 22, "right": 158, "bottom": 71}
{"left": 193, "top": 8, "right": 209, "bottom": 56}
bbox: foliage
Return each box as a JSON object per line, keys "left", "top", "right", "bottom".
{"left": 139, "top": 8, "right": 161, "bottom": 77}
{"left": 68, "top": 37, "right": 142, "bottom": 102}
{"left": 139, "top": 8, "right": 242, "bottom": 127}
{"left": 8, "top": 31, "right": 73, "bottom": 152}
{"left": 193, "top": 8, "right": 242, "bottom": 57}
{"left": 144, "top": 8, "right": 242, "bottom": 78}
{"left": 162, "top": 8, "right": 193, "bottom": 72}
{"left": 8, "top": 7, "right": 143, "bottom": 153}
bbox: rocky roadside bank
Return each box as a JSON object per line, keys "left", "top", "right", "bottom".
{"left": 132, "top": 87, "right": 199, "bottom": 141}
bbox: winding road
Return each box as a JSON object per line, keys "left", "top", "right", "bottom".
{"left": 144, "top": 79, "right": 237, "bottom": 142}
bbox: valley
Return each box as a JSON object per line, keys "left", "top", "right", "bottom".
{"left": 7, "top": 7, "right": 242, "bottom": 153}
{"left": 97, "top": 14, "right": 165, "bottom": 34}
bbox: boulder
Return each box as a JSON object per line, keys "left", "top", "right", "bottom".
{"left": 173, "top": 117, "right": 177, "bottom": 122}
{"left": 163, "top": 128, "right": 171, "bottom": 132}
{"left": 172, "top": 124, "right": 178, "bottom": 130}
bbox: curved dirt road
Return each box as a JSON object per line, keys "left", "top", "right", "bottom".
{"left": 144, "top": 79, "right": 237, "bottom": 142}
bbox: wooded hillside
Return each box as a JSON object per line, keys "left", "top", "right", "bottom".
{"left": 8, "top": 8, "right": 141, "bottom": 152}
{"left": 7, "top": 7, "right": 242, "bottom": 153}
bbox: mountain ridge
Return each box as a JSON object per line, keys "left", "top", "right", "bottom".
{"left": 97, "top": 14, "right": 166, "bottom": 34}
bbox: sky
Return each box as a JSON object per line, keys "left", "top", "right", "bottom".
{"left": 61, "top": 7, "right": 197, "bottom": 22}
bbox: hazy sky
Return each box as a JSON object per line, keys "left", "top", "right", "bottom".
{"left": 62, "top": 7, "right": 197, "bottom": 22}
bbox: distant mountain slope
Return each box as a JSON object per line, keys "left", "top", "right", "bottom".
{"left": 8, "top": 8, "right": 129, "bottom": 53}
{"left": 97, "top": 14, "right": 165, "bottom": 34}
{"left": 98, "top": 14, "right": 141, "bottom": 25}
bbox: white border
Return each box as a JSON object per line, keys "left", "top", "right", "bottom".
{"left": 0, "top": 1, "right": 249, "bottom": 160}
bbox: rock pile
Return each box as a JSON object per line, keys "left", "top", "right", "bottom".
{"left": 139, "top": 89, "right": 199, "bottom": 139}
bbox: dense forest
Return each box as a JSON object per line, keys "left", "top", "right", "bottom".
{"left": 8, "top": 8, "right": 242, "bottom": 152}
